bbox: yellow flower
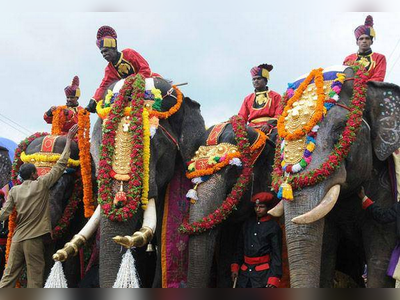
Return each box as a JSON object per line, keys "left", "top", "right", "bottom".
{"left": 306, "top": 142, "right": 315, "bottom": 152}
{"left": 151, "top": 88, "right": 162, "bottom": 100}
{"left": 105, "top": 89, "right": 113, "bottom": 104}
{"left": 141, "top": 108, "right": 151, "bottom": 210}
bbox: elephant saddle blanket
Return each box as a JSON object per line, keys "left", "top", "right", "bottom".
{"left": 187, "top": 121, "right": 266, "bottom": 179}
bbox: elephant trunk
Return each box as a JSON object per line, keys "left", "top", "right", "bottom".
{"left": 285, "top": 206, "right": 324, "bottom": 287}
{"left": 187, "top": 229, "right": 219, "bottom": 288}
{"left": 187, "top": 173, "right": 229, "bottom": 288}
{"left": 284, "top": 184, "right": 329, "bottom": 288}
{"left": 100, "top": 212, "right": 141, "bottom": 288}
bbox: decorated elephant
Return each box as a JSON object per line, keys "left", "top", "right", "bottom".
{"left": 182, "top": 119, "right": 275, "bottom": 288}
{"left": 0, "top": 138, "right": 15, "bottom": 189}
{"left": 54, "top": 74, "right": 206, "bottom": 287}
{"left": 7, "top": 133, "right": 92, "bottom": 287}
{"left": 268, "top": 66, "right": 400, "bottom": 287}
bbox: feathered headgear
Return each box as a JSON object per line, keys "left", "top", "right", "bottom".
{"left": 96, "top": 25, "right": 118, "bottom": 48}
{"left": 64, "top": 76, "right": 80, "bottom": 98}
{"left": 354, "top": 15, "right": 376, "bottom": 40}
{"left": 250, "top": 64, "right": 273, "bottom": 80}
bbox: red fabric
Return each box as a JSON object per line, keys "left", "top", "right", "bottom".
{"left": 92, "top": 49, "right": 151, "bottom": 102}
{"left": 251, "top": 192, "right": 274, "bottom": 203}
{"left": 231, "top": 263, "right": 239, "bottom": 273}
{"left": 244, "top": 254, "right": 270, "bottom": 265}
{"left": 43, "top": 106, "right": 84, "bottom": 134}
{"left": 362, "top": 197, "right": 374, "bottom": 209}
{"left": 238, "top": 90, "right": 282, "bottom": 125}
{"left": 267, "top": 276, "right": 280, "bottom": 287}
{"left": 0, "top": 238, "right": 7, "bottom": 245}
{"left": 259, "top": 215, "right": 272, "bottom": 222}
{"left": 255, "top": 263, "right": 270, "bottom": 271}
{"left": 343, "top": 52, "right": 386, "bottom": 82}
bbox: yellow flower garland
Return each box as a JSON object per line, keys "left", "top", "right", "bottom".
{"left": 141, "top": 107, "right": 151, "bottom": 209}
{"left": 21, "top": 152, "right": 80, "bottom": 167}
{"left": 96, "top": 100, "right": 132, "bottom": 120}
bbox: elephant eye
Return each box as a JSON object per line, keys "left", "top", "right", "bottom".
{"left": 331, "top": 123, "right": 346, "bottom": 144}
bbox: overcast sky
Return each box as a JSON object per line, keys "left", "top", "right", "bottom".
{"left": 1, "top": 12, "right": 400, "bottom": 143}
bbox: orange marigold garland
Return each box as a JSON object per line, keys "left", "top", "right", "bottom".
{"left": 51, "top": 106, "right": 67, "bottom": 135}
{"left": 5, "top": 209, "right": 17, "bottom": 263}
{"left": 149, "top": 85, "right": 183, "bottom": 119}
{"left": 277, "top": 68, "right": 325, "bottom": 141}
{"left": 77, "top": 109, "right": 94, "bottom": 217}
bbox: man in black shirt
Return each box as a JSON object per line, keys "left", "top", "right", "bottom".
{"left": 231, "top": 192, "right": 282, "bottom": 288}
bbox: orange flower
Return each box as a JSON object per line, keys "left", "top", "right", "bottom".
{"left": 5, "top": 209, "right": 17, "bottom": 263}
{"left": 277, "top": 68, "right": 325, "bottom": 141}
{"left": 51, "top": 105, "right": 67, "bottom": 135}
{"left": 77, "top": 110, "right": 95, "bottom": 217}
{"left": 149, "top": 86, "right": 183, "bottom": 119}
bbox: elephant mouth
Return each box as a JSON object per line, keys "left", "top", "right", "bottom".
{"left": 268, "top": 184, "right": 341, "bottom": 224}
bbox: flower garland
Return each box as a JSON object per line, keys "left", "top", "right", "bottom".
{"left": 279, "top": 72, "right": 346, "bottom": 175}
{"left": 186, "top": 131, "right": 267, "bottom": 179}
{"left": 6, "top": 132, "right": 49, "bottom": 264}
{"left": 277, "top": 69, "right": 325, "bottom": 141}
{"left": 51, "top": 106, "right": 67, "bottom": 135}
{"left": 141, "top": 107, "right": 151, "bottom": 210}
{"left": 96, "top": 100, "right": 132, "bottom": 120}
{"left": 77, "top": 109, "right": 95, "bottom": 218}
{"left": 179, "top": 115, "right": 254, "bottom": 235}
{"left": 149, "top": 85, "right": 183, "bottom": 119}
{"left": 98, "top": 74, "right": 148, "bottom": 222}
{"left": 52, "top": 178, "right": 83, "bottom": 239}
{"left": 96, "top": 85, "right": 183, "bottom": 121}
{"left": 20, "top": 152, "right": 80, "bottom": 167}
{"left": 272, "top": 66, "right": 368, "bottom": 193}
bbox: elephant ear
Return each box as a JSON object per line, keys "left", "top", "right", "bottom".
{"left": 367, "top": 81, "right": 400, "bottom": 161}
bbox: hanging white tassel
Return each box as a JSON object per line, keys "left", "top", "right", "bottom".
{"left": 186, "top": 188, "right": 199, "bottom": 201}
{"left": 311, "top": 125, "right": 319, "bottom": 132}
{"left": 113, "top": 249, "right": 140, "bottom": 288}
{"left": 44, "top": 261, "right": 68, "bottom": 288}
{"left": 229, "top": 158, "right": 242, "bottom": 167}
{"left": 191, "top": 177, "right": 203, "bottom": 185}
{"left": 150, "top": 126, "right": 157, "bottom": 139}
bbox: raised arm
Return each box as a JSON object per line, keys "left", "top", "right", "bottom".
{"left": 40, "top": 125, "right": 78, "bottom": 188}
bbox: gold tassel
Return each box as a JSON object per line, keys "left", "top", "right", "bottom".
{"left": 280, "top": 179, "right": 293, "bottom": 201}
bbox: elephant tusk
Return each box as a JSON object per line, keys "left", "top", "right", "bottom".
{"left": 112, "top": 198, "right": 156, "bottom": 249}
{"left": 53, "top": 205, "right": 101, "bottom": 262}
{"left": 291, "top": 184, "right": 341, "bottom": 224}
{"left": 268, "top": 200, "right": 284, "bottom": 217}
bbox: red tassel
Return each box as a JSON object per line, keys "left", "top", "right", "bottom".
{"left": 114, "top": 182, "right": 127, "bottom": 207}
